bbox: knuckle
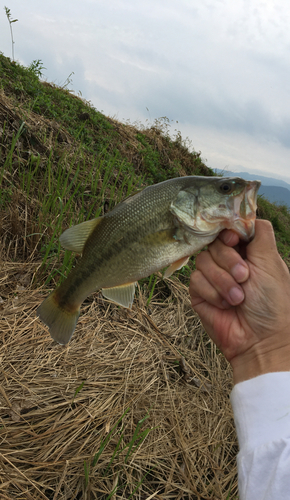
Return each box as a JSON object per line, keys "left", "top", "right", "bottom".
{"left": 213, "top": 268, "right": 231, "bottom": 289}
{"left": 195, "top": 250, "right": 209, "bottom": 268}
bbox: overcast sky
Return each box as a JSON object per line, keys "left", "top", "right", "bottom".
{"left": 1, "top": 0, "right": 290, "bottom": 182}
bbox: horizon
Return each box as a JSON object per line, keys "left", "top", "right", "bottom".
{"left": 215, "top": 167, "right": 290, "bottom": 186}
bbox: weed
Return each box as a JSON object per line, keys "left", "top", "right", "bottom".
{"left": 146, "top": 275, "right": 158, "bottom": 306}
{"left": 83, "top": 460, "right": 90, "bottom": 488}
{"left": 61, "top": 71, "right": 74, "bottom": 90}
{"left": 72, "top": 381, "right": 85, "bottom": 403}
{"left": 83, "top": 408, "right": 154, "bottom": 497}
{"left": 4, "top": 7, "right": 18, "bottom": 61}
{"left": 28, "top": 59, "right": 46, "bottom": 78}
{"left": 91, "top": 408, "right": 130, "bottom": 468}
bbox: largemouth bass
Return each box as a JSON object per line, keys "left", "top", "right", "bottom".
{"left": 37, "top": 176, "right": 260, "bottom": 345}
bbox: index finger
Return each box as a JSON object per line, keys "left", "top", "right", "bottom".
{"left": 208, "top": 238, "right": 249, "bottom": 283}
{"left": 219, "top": 230, "right": 240, "bottom": 247}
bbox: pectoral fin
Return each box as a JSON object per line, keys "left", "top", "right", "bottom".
{"left": 102, "top": 282, "right": 137, "bottom": 308}
{"left": 60, "top": 217, "right": 103, "bottom": 253}
{"left": 164, "top": 256, "right": 189, "bottom": 279}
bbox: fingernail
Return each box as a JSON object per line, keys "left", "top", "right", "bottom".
{"left": 232, "top": 263, "right": 248, "bottom": 282}
{"left": 223, "top": 232, "right": 234, "bottom": 245}
{"left": 229, "top": 287, "right": 244, "bottom": 304}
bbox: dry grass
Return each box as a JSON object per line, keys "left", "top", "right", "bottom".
{"left": 0, "top": 262, "right": 238, "bottom": 500}
{"left": 0, "top": 55, "right": 239, "bottom": 498}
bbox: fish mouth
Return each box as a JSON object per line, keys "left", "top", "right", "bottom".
{"left": 231, "top": 180, "right": 261, "bottom": 241}
{"left": 233, "top": 219, "right": 255, "bottom": 241}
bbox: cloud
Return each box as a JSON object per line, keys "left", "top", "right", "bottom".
{"left": 178, "top": 123, "right": 290, "bottom": 181}
{"left": 1, "top": 0, "right": 290, "bottom": 179}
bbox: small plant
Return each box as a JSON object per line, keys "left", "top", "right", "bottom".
{"left": 83, "top": 460, "right": 90, "bottom": 488}
{"left": 84, "top": 408, "right": 154, "bottom": 497}
{"left": 146, "top": 275, "right": 158, "bottom": 306}
{"left": 29, "top": 59, "right": 46, "bottom": 78}
{"left": 4, "top": 6, "right": 18, "bottom": 61}
{"left": 61, "top": 71, "right": 75, "bottom": 89}
{"left": 72, "top": 380, "right": 85, "bottom": 404}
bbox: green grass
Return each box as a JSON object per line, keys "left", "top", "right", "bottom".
{"left": 0, "top": 52, "right": 214, "bottom": 296}
{"left": 83, "top": 407, "right": 154, "bottom": 498}
{"left": 0, "top": 124, "right": 143, "bottom": 284}
{"left": 257, "top": 195, "right": 290, "bottom": 257}
{"left": 1, "top": 51, "right": 290, "bottom": 287}
{"left": 0, "top": 54, "right": 210, "bottom": 182}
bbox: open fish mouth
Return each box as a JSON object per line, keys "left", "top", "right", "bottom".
{"left": 231, "top": 180, "right": 261, "bottom": 241}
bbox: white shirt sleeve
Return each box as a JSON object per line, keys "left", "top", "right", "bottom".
{"left": 230, "top": 372, "right": 290, "bottom": 500}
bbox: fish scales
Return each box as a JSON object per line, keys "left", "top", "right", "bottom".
{"left": 37, "top": 175, "right": 261, "bottom": 344}
{"left": 58, "top": 177, "right": 193, "bottom": 303}
{"left": 82, "top": 179, "right": 192, "bottom": 280}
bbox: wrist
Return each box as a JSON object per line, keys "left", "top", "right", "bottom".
{"left": 230, "top": 341, "right": 290, "bottom": 384}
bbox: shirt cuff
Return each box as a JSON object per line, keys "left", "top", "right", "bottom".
{"left": 230, "top": 372, "right": 290, "bottom": 453}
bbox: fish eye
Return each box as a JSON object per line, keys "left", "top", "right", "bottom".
{"left": 219, "top": 182, "right": 233, "bottom": 194}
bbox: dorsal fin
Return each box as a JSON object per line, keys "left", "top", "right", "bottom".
{"left": 59, "top": 218, "right": 103, "bottom": 253}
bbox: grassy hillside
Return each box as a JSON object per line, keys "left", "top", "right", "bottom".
{"left": 1, "top": 54, "right": 290, "bottom": 269}
{"left": 0, "top": 53, "right": 290, "bottom": 500}
{"left": 0, "top": 54, "right": 214, "bottom": 282}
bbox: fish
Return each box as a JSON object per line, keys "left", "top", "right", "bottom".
{"left": 37, "top": 175, "right": 261, "bottom": 345}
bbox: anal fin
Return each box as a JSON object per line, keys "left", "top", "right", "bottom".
{"left": 164, "top": 256, "right": 189, "bottom": 279}
{"left": 102, "top": 282, "right": 137, "bottom": 308}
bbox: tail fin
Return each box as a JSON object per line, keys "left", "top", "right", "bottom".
{"left": 37, "top": 291, "right": 80, "bottom": 345}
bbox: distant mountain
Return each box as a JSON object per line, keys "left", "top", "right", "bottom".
{"left": 215, "top": 169, "right": 290, "bottom": 189}
{"left": 258, "top": 185, "right": 290, "bottom": 208}
{"left": 215, "top": 169, "right": 290, "bottom": 208}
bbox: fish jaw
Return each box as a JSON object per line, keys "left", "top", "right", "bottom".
{"left": 226, "top": 180, "right": 261, "bottom": 241}
{"left": 232, "top": 218, "right": 255, "bottom": 241}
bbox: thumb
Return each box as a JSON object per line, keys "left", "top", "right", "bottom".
{"left": 247, "top": 219, "right": 277, "bottom": 259}
{"left": 246, "top": 219, "right": 289, "bottom": 279}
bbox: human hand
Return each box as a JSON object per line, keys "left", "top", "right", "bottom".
{"left": 189, "top": 219, "right": 290, "bottom": 383}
